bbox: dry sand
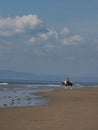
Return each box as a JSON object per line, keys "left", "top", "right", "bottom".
{"left": 0, "top": 87, "right": 98, "bottom": 130}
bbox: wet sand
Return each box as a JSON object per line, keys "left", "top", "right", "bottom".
{"left": 0, "top": 87, "right": 98, "bottom": 130}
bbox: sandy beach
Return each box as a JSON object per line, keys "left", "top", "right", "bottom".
{"left": 0, "top": 87, "right": 98, "bottom": 130}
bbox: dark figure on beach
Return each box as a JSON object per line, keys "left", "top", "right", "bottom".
{"left": 62, "top": 78, "right": 73, "bottom": 86}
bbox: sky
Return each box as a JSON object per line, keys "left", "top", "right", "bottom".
{"left": 0, "top": 0, "right": 98, "bottom": 78}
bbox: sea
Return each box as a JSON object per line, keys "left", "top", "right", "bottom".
{"left": 0, "top": 80, "right": 98, "bottom": 108}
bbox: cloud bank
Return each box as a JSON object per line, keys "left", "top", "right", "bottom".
{"left": 0, "top": 14, "right": 42, "bottom": 36}
{"left": 0, "top": 14, "right": 83, "bottom": 53}
{"left": 0, "top": 14, "right": 98, "bottom": 77}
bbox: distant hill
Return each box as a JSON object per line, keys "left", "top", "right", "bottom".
{"left": 0, "top": 70, "right": 64, "bottom": 81}
{"left": 0, "top": 70, "right": 98, "bottom": 82}
{"left": 0, "top": 70, "right": 33, "bottom": 80}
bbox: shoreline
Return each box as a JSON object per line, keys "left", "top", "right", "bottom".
{"left": 0, "top": 87, "right": 98, "bottom": 130}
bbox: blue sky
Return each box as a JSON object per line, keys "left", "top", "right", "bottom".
{"left": 0, "top": 0, "right": 98, "bottom": 77}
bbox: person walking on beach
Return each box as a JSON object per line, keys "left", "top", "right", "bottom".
{"left": 66, "top": 78, "right": 70, "bottom": 85}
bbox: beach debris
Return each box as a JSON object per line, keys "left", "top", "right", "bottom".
{"left": 3, "top": 104, "right": 7, "bottom": 106}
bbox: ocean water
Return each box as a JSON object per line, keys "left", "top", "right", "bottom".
{"left": 0, "top": 80, "right": 98, "bottom": 108}
{"left": 0, "top": 81, "right": 61, "bottom": 108}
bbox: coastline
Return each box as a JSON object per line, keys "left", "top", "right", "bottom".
{"left": 0, "top": 87, "right": 98, "bottom": 130}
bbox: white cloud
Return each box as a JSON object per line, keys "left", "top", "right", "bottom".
{"left": 0, "top": 14, "right": 42, "bottom": 36}
{"left": 45, "top": 43, "right": 59, "bottom": 50}
{"left": 60, "top": 27, "right": 70, "bottom": 35}
{"left": 0, "top": 14, "right": 83, "bottom": 55}
{"left": 28, "top": 37, "right": 38, "bottom": 44}
{"left": 39, "top": 28, "right": 58, "bottom": 40}
{"left": 28, "top": 27, "right": 58, "bottom": 44}
{"left": 70, "top": 35, "right": 82, "bottom": 42}
{"left": 61, "top": 34, "right": 83, "bottom": 45}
